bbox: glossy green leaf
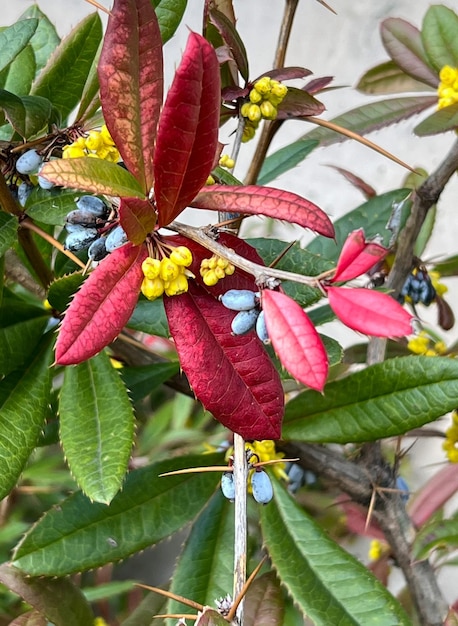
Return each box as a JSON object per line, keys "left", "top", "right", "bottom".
{"left": 0, "top": 19, "right": 38, "bottom": 74}
{"left": 60, "top": 350, "right": 135, "bottom": 503}
{"left": 257, "top": 139, "right": 318, "bottom": 185}
{"left": 12, "top": 452, "right": 223, "bottom": 576}
{"left": 0, "top": 564, "right": 93, "bottom": 626}
{"left": 167, "top": 490, "right": 234, "bottom": 616}
{"left": 0, "top": 89, "right": 52, "bottom": 139}
{"left": 153, "top": 0, "right": 188, "bottom": 44}
{"left": 82, "top": 580, "right": 136, "bottom": 603}
{"left": 127, "top": 297, "right": 169, "bottom": 337}
{"left": 0, "top": 315, "right": 49, "bottom": 378}
{"left": 47, "top": 273, "right": 86, "bottom": 313}
{"left": 307, "top": 188, "right": 411, "bottom": 260}
{"left": 414, "top": 102, "right": 458, "bottom": 135}
{"left": 0, "top": 44, "right": 36, "bottom": 95}
{"left": 422, "top": 5, "right": 458, "bottom": 73}
{"left": 0, "top": 333, "right": 53, "bottom": 500}
{"left": 412, "top": 515, "right": 458, "bottom": 560}
{"left": 433, "top": 254, "right": 458, "bottom": 277}
{"left": 39, "top": 157, "right": 146, "bottom": 198}
{"left": 357, "top": 61, "right": 432, "bottom": 95}
{"left": 0, "top": 289, "right": 46, "bottom": 326}
{"left": 0, "top": 211, "right": 18, "bottom": 255}
{"left": 120, "top": 361, "right": 179, "bottom": 402}
{"left": 19, "top": 5, "right": 60, "bottom": 74}
{"left": 25, "top": 187, "right": 85, "bottom": 225}
{"left": 31, "top": 13, "right": 102, "bottom": 120}
{"left": 283, "top": 356, "right": 458, "bottom": 443}
{"left": 308, "top": 304, "right": 335, "bottom": 326}
{"left": 261, "top": 478, "right": 410, "bottom": 625}
{"left": 75, "top": 39, "right": 101, "bottom": 122}
{"left": 121, "top": 592, "right": 166, "bottom": 626}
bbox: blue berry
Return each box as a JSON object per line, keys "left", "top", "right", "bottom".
{"left": 220, "top": 289, "right": 259, "bottom": 311}
{"left": 16, "top": 149, "right": 43, "bottom": 175}
{"left": 17, "top": 182, "right": 33, "bottom": 207}
{"left": 64, "top": 228, "right": 98, "bottom": 252}
{"left": 105, "top": 225, "right": 128, "bottom": 252}
{"left": 75, "top": 195, "right": 108, "bottom": 217}
{"left": 38, "top": 174, "right": 54, "bottom": 190}
{"left": 251, "top": 469, "right": 273, "bottom": 504}
{"left": 88, "top": 237, "right": 109, "bottom": 262}
{"left": 231, "top": 309, "right": 259, "bottom": 335}
{"left": 66, "top": 208, "right": 99, "bottom": 226}
{"left": 395, "top": 476, "right": 410, "bottom": 503}
{"left": 255, "top": 310, "right": 269, "bottom": 344}
{"left": 221, "top": 472, "right": 235, "bottom": 501}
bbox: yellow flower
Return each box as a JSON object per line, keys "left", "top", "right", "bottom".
{"left": 142, "top": 256, "right": 161, "bottom": 279}
{"left": 443, "top": 411, "right": 458, "bottom": 463}
{"left": 246, "top": 440, "right": 287, "bottom": 482}
{"left": 141, "top": 277, "right": 164, "bottom": 300}
{"left": 169, "top": 246, "right": 193, "bottom": 267}
{"left": 437, "top": 66, "right": 458, "bottom": 109}
{"left": 94, "top": 619, "right": 109, "bottom": 626}
{"left": 165, "top": 273, "right": 188, "bottom": 296}
{"left": 200, "top": 254, "right": 235, "bottom": 286}
{"left": 429, "top": 271, "right": 448, "bottom": 297}
{"left": 407, "top": 333, "right": 430, "bottom": 355}
{"left": 160, "top": 258, "right": 180, "bottom": 282}
{"left": 368, "top": 539, "right": 385, "bottom": 561}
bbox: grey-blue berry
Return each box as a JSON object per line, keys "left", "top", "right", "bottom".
{"left": 221, "top": 472, "right": 235, "bottom": 501}
{"left": 64, "top": 228, "right": 98, "bottom": 252}
{"left": 16, "top": 149, "right": 43, "bottom": 175}
{"left": 220, "top": 289, "right": 258, "bottom": 311}
{"left": 255, "top": 310, "right": 269, "bottom": 344}
{"left": 251, "top": 469, "right": 273, "bottom": 504}
{"left": 75, "top": 195, "right": 108, "bottom": 217}
{"left": 88, "top": 237, "right": 109, "bottom": 262}
{"left": 231, "top": 309, "right": 259, "bottom": 335}
{"left": 17, "top": 182, "right": 33, "bottom": 207}
{"left": 105, "top": 225, "right": 128, "bottom": 252}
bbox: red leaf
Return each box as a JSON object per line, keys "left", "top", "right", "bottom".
{"left": 98, "top": 0, "right": 163, "bottom": 192}
{"left": 55, "top": 244, "right": 147, "bottom": 365}
{"left": 119, "top": 197, "right": 156, "bottom": 244}
{"left": 154, "top": 32, "right": 220, "bottom": 226}
{"left": 165, "top": 284, "right": 284, "bottom": 440}
{"left": 262, "top": 290, "right": 328, "bottom": 391}
{"left": 276, "top": 87, "right": 325, "bottom": 119}
{"left": 191, "top": 185, "right": 335, "bottom": 238}
{"left": 333, "top": 229, "right": 388, "bottom": 282}
{"left": 409, "top": 464, "right": 458, "bottom": 527}
{"left": 327, "top": 286, "right": 414, "bottom": 337}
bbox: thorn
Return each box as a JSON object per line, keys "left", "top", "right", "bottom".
{"left": 159, "top": 465, "right": 232, "bottom": 477}
{"left": 135, "top": 584, "right": 204, "bottom": 612}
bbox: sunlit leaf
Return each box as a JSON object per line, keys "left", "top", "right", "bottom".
{"left": 119, "top": 196, "right": 156, "bottom": 244}
{"left": 421, "top": 5, "right": 458, "bottom": 73}
{"left": 0, "top": 19, "right": 38, "bottom": 74}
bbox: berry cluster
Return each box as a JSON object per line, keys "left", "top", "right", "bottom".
{"left": 15, "top": 149, "right": 56, "bottom": 196}
{"left": 437, "top": 65, "right": 458, "bottom": 110}
{"left": 220, "top": 289, "right": 269, "bottom": 344}
{"left": 221, "top": 465, "right": 273, "bottom": 505}
{"left": 240, "top": 76, "right": 288, "bottom": 142}
{"left": 62, "top": 125, "right": 120, "bottom": 162}
{"left": 399, "top": 267, "right": 436, "bottom": 306}
{"left": 199, "top": 254, "right": 235, "bottom": 286}
{"left": 141, "top": 246, "right": 193, "bottom": 300}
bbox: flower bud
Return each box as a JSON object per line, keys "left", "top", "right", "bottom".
{"left": 247, "top": 104, "right": 262, "bottom": 122}
{"left": 165, "top": 274, "right": 188, "bottom": 296}
{"left": 260, "top": 100, "right": 278, "bottom": 120}
{"left": 142, "top": 257, "right": 161, "bottom": 279}
{"left": 160, "top": 258, "right": 180, "bottom": 281}
{"left": 169, "top": 246, "right": 193, "bottom": 267}
{"left": 141, "top": 277, "right": 164, "bottom": 300}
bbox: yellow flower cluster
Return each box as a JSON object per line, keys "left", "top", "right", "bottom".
{"left": 63, "top": 125, "right": 120, "bottom": 162}
{"left": 368, "top": 539, "right": 389, "bottom": 561}
{"left": 200, "top": 254, "right": 235, "bottom": 286}
{"left": 245, "top": 440, "right": 287, "bottom": 482}
{"left": 443, "top": 411, "right": 458, "bottom": 463}
{"left": 219, "top": 154, "right": 235, "bottom": 169}
{"left": 407, "top": 331, "right": 447, "bottom": 356}
{"left": 240, "top": 76, "right": 288, "bottom": 142}
{"left": 437, "top": 65, "right": 458, "bottom": 110}
{"left": 141, "top": 246, "right": 193, "bottom": 300}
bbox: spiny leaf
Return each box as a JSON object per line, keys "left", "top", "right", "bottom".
{"left": 422, "top": 5, "right": 458, "bottom": 73}
{"left": 327, "top": 287, "right": 413, "bottom": 337}
{"left": 59, "top": 351, "right": 135, "bottom": 504}
{"left": 262, "top": 290, "right": 328, "bottom": 391}
{"left": 99, "top": 0, "right": 163, "bottom": 192}
{"left": 119, "top": 196, "right": 156, "bottom": 244}
{"left": 165, "top": 283, "right": 284, "bottom": 440}
{"left": 0, "top": 19, "right": 38, "bottom": 74}
{"left": 55, "top": 243, "right": 147, "bottom": 365}
{"left": 356, "top": 60, "right": 434, "bottom": 95}
{"left": 154, "top": 32, "right": 220, "bottom": 226}
{"left": 47, "top": 273, "right": 86, "bottom": 313}
{"left": 25, "top": 187, "right": 84, "bottom": 225}
{"left": 120, "top": 361, "right": 179, "bottom": 402}
{"left": 414, "top": 102, "right": 458, "bottom": 136}
{"left": 191, "top": 185, "right": 335, "bottom": 238}
{"left": 0, "top": 315, "right": 49, "bottom": 378}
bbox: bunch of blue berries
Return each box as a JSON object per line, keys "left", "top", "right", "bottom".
{"left": 219, "top": 289, "right": 269, "bottom": 343}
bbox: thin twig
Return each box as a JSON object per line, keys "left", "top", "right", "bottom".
{"left": 232, "top": 434, "right": 248, "bottom": 626}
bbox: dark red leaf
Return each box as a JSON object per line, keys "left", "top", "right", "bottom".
{"left": 154, "top": 32, "right": 220, "bottom": 226}
{"left": 55, "top": 244, "right": 147, "bottom": 365}
{"left": 336, "top": 495, "right": 385, "bottom": 540}
{"left": 333, "top": 229, "right": 388, "bottom": 282}
{"left": 327, "top": 286, "right": 414, "bottom": 337}
{"left": 222, "top": 85, "right": 249, "bottom": 101}
{"left": 98, "top": 0, "right": 163, "bottom": 192}
{"left": 119, "top": 197, "right": 156, "bottom": 244}
{"left": 326, "top": 166, "right": 376, "bottom": 199}
{"left": 165, "top": 284, "right": 284, "bottom": 440}
{"left": 276, "top": 87, "right": 325, "bottom": 119}
{"left": 191, "top": 185, "right": 335, "bottom": 238}
{"left": 210, "top": 8, "right": 249, "bottom": 81}
{"left": 252, "top": 67, "right": 312, "bottom": 82}
{"left": 303, "top": 75, "right": 334, "bottom": 94}
{"left": 262, "top": 290, "right": 328, "bottom": 391}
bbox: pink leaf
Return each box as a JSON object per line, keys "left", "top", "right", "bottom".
{"left": 98, "top": 0, "right": 163, "bottom": 192}
{"left": 409, "top": 464, "right": 458, "bottom": 527}
{"left": 165, "top": 284, "right": 284, "bottom": 440}
{"left": 333, "top": 229, "right": 388, "bottom": 282}
{"left": 154, "top": 32, "right": 220, "bottom": 226}
{"left": 119, "top": 197, "right": 156, "bottom": 245}
{"left": 262, "top": 290, "right": 328, "bottom": 391}
{"left": 327, "top": 286, "right": 414, "bottom": 337}
{"left": 55, "top": 244, "right": 147, "bottom": 365}
{"left": 191, "top": 185, "right": 335, "bottom": 238}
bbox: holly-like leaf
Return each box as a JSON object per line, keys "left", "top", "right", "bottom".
{"left": 120, "top": 361, "right": 179, "bottom": 402}
{"left": 19, "top": 5, "right": 60, "bottom": 74}
{"left": 165, "top": 284, "right": 284, "bottom": 440}
{"left": 55, "top": 243, "right": 147, "bottom": 365}
{"left": 154, "top": 32, "right": 220, "bottom": 226}
{"left": 25, "top": 187, "right": 84, "bottom": 225}
{"left": 381, "top": 18, "right": 439, "bottom": 88}
{"left": 414, "top": 102, "right": 458, "bottom": 136}
{"left": 332, "top": 229, "right": 388, "bottom": 282}
{"left": 191, "top": 185, "right": 335, "bottom": 238}
{"left": 0, "top": 44, "right": 36, "bottom": 96}
{"left": 39, "top": 157, "right": 145, "bottom": 198}
{"left": 276, "top": 87, "right": 325, "bottom": 119}
{"left": 357, "top": 61, "right": 433, "bottom": 95}
{"left": 47, "top": 273, "right": 86, "bottom": 313}
{"left": 422, "top": 5, "right": 458, "bottom": 73}
{"left": 99, "top": 0, "right": 163, "bottom": 192}
{"left": 0, "top": 316, "right": 49, "bottom": 378}
{"left": 257, "top": 139, "right": 318, "bottom": 185}
{"left": 59, "top": 351, "right": 135, "bottom": 504}
{"left": 262, "top": 290, "right": 328, "bottom": 392}
{"left": 0, "top": 19, "right": 38, "bottom": 74}
{"left": 209, "top": 8, "right": 249, "bottom": 81}
{"left": 327, "top": 287, "right": 413, "bottom": 337}
{"left": 119, "top": 197, "right": 156, "bottom": 244}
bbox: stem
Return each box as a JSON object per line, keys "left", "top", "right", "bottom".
{"left": 21, "top": 218, "right": 86, "bottom": 270}
{"left": 232, "top": 434, "right": 248, "bottom": 625}
{"left": 274, "top": 0, "right": 299, "bottom": 69}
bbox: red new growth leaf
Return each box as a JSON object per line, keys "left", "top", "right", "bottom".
{"left": 327, "top": 286, "right": 414, "bottom": 337}
{"left": 119, "top": 197, "right": 156, "bottom": 245}
{"left": 55, "top": 244, "right": 147, "bottom": 365}
{"left": 154, "top": 32, "right": 221, "bottom": 226}
{"left": 98, "top": 0, "right": 163, "bottom": 192}
{"left": 262, "top": 290, "right": 328, "bottom": 392}
{"left": 333, "top": 229, "right": 388, "bottom": 282}
{"left": 192, "top": 185, "right": 335, "bottom": 238}
{"left": 165, "top": 284, "right": 284, "bottom": 440}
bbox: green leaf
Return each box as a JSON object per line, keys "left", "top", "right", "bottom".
{"left": 283, "top": 356, "right": 458, "bottom": 443}
{"left": 83, "top": 580, "right": 135, "bottom": 603}
{"left": 0, "top": 315, "right": 49, "bottom": 378}
{"left": 59, "top": 351, "right": 135, "bottom": 504}
{"left": 39, "top": 157, "right": 146, "bottom": 198}
{"left": 25, "top": 187, "right": 87, "bottom": 225}
{"left": 153, "top": 0, "right": 188, "bottom": 44}
{"left": 19, "top": 5, "right": 60, "bottom": 74}
{"left": 120, "top": 362, "right": 179, "bottom": 402}
{"left": 12, "top": 452, "right": 223, "bottom": 576}
{"left": 257, "top": 139, "right": 318, "bottom": 185}
{"left": 307, "top": 188, "right": 411, "bottom": 259}
{"left": 0, "top": 19, "right": 38, "bottom": 74}
{"left": 412, "top": 515, "right": 458, "bottom": 560}
{"left": 0, "top": 44, "right": 36, "bottom": 95}
{"left": 307, "top": 304, "right": 335, "bottom": 326}
{"left": 433, "top": 254, "right": 458, "bottom": 277}
{"left": 356, "top": 61, "right": 433, "bottom": 95}
{"left": 0, "top": 89, "right": 52, "bottom": 139}
{"left": 0, "top": 211, "right": 18, "bottom": 255}
{"left": 31, "top": 13, "right": 102, "bottom": 121}
{"left": 75, "top": 39, "right": 101, "bottom": 122}
{"left": 0, "top": 564, "right": 93, "bottom": 626}
{"left": 121, "top": 592, "right": 166, "bottom": 626}
{"left": 167, "top": 491, "right": 234, "bottom": 615}
{"left": 47, "top": 273, "right": 86, "bottom": 313}
{"left": 422, "top": 5, "right": 458, "bottom": 73}
{"left": 261, "top": 477, "right": 410, "bottom": 625}
{"left": 127, "top": 297, "right": 169, "bottom": 336}
{"left": 414, "top": 102, "right": 458, "bottom": 135}
{"left": 0, "top": 333, "right": 53, "bottom": 500}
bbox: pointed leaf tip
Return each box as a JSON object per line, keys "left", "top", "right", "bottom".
{"left": 262, "top": 290, "right": 328, "bottom": 391}
{"left": 333, "top": 229, "right": 388, "bottom": 282}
